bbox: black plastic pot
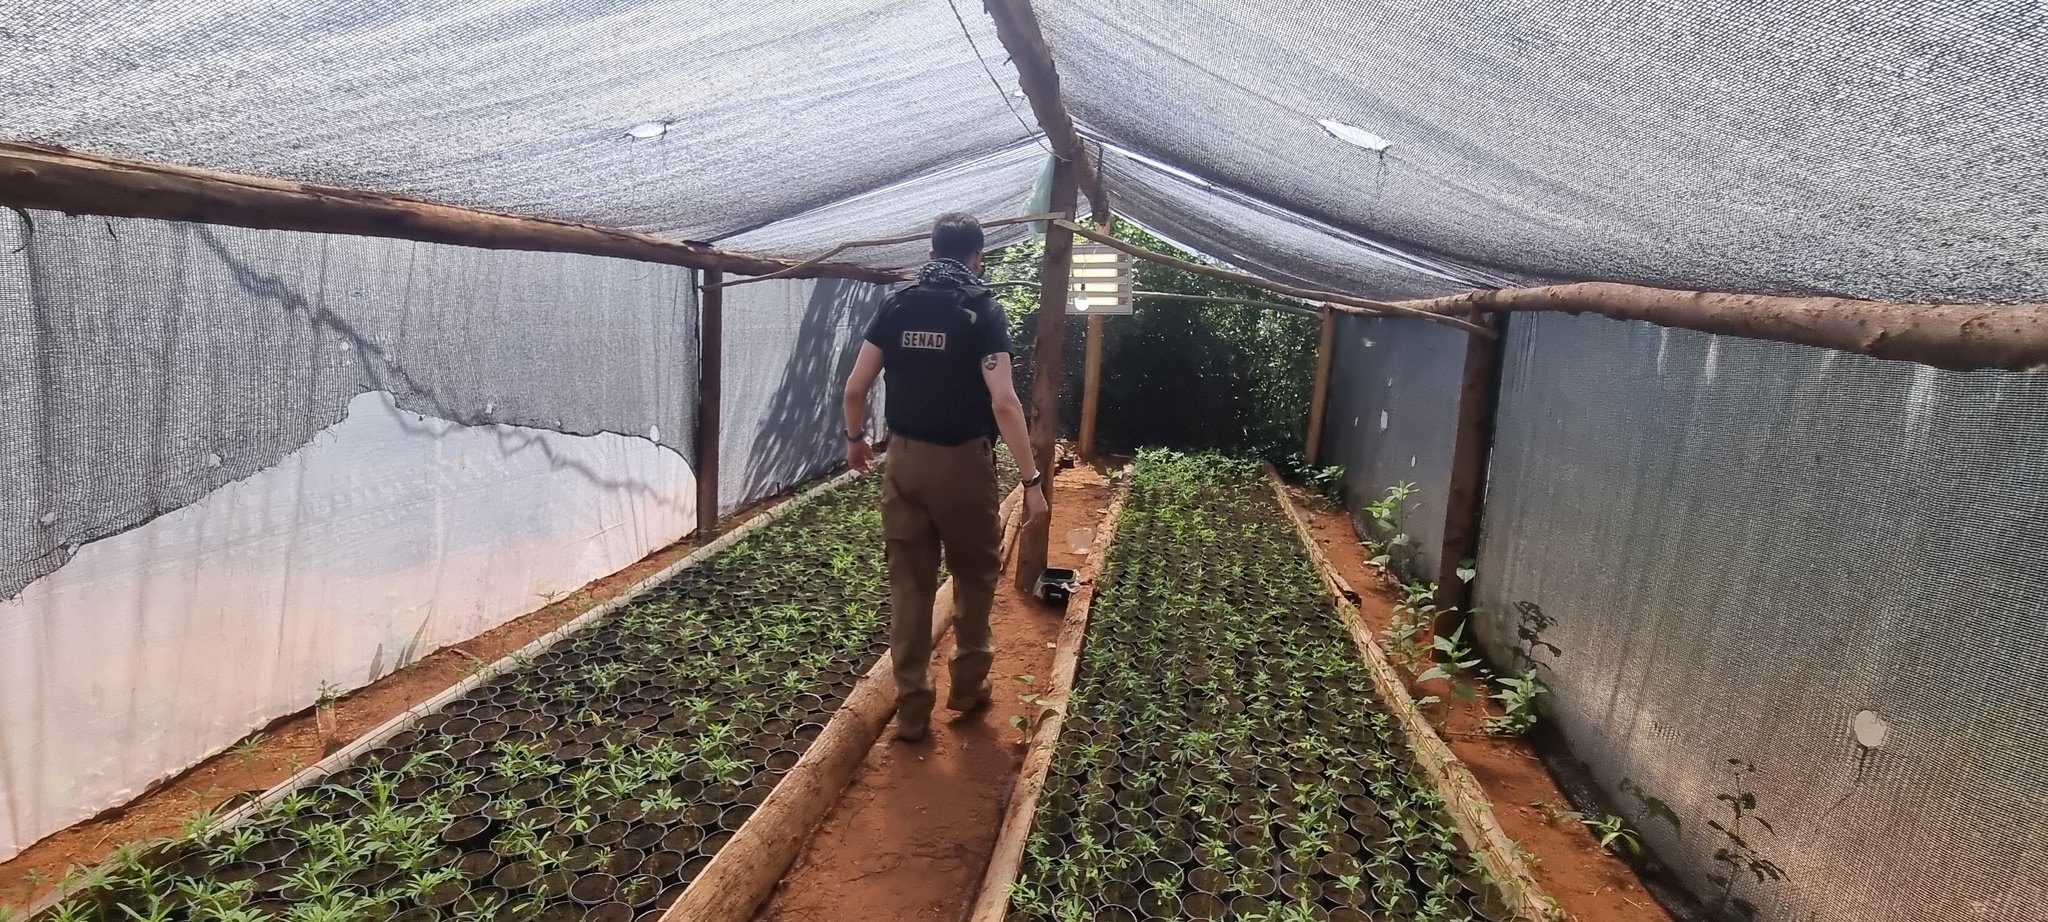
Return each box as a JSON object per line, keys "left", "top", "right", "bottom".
{"left": 569, "top": 872, "right": 619, "bottom": 905}
{"left": 441, "top": 815, "right": 493, "bottom": 847}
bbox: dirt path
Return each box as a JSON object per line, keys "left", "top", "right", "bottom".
{"left": 0, "top": 492, "right": 799, "bottom": 912}
{"left": 1296, "top": 490, "right": 1675, "bottom": 922}
{"left": 756, "top": 464, "right": 1114, "bottom": 922}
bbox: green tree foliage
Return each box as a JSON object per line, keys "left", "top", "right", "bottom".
{"left": 983, "top": 220, "right": 1318, "bottom": 461}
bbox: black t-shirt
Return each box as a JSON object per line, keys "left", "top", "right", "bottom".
{"left": 862, "top": 284, "right": 1013, "bottom": 446}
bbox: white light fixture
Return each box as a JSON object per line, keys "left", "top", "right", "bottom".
{"left": 1318, "top": 118, "right": 1391, "bottom": 153}
{"left": 1067, "top": 244, "right": 1132, "bottom": 315}
{"left": 627, "top": 121, "right": 670, "bottom": 140}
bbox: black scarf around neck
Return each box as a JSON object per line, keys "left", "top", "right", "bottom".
{"left": 917, "top": 257, "right": 982, "bottom": 289}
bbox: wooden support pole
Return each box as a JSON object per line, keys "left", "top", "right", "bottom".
{"left": 1265, "top": 468, "right": 1560, "bottom": 922}
{"left": 0, "top": 141, "right": 901, "bottom": 284}
{"left": 1305, "top": 306, "right": 1337, "bottom": 465}
{"left": 981, "top": 0, "right": 1110, "bottom": 222}
{"left": 1016, "top": 160, "right": 1078, "bottom": 590}
{"left": 1435, "top": 315, "right": 1505, "bottom": 622}
{"left": 695, "top": 270, "right": 724, "bottom": 539}
{"left": 1052, "top": 219, "right": 1493, "bottom": 336}
{"left": 1078, "top": 314, "right": 1106, "bottom": 459}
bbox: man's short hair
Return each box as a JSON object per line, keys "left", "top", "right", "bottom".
{"left": 931, "top": 212, "right": 985, "bottom": 261}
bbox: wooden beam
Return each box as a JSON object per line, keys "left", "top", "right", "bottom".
{"left": 712, "top": 211, "right": 1065, "bottom": 289}
{"left": 0, "top": 141, "right": 901, "bottom": 284}
{"left": 665, "top": 488, "right": 1025, "bottom": 922}
{"left": 1434, "top": 314, "right": 1505, "bottom": 622}
{"left": 695, "top": 271, "right": 725, "bottom": 539}
{"left": 1016, "top": 159, "right": 1078, "bottom": 590}
{"left": 1265, "top": 467, "right": 1561, "bottom": 922}
{"left": 967, "top": 482, "right": 1129, "bottom": 922}
{"left": 981, "top": 0, "right": 1110, "bottom": 222}
{"left": 1078, "top": 313, "right": 1106, "bottom": 458}
{"left": 1305, "top": 306, "right": 1337, "bottom": 465}
{"left": 1408, "top": 282, "right": 2048, "bottom": 372}
{"left": 1053, "top": 219, "right": 1494, "bottom": 336}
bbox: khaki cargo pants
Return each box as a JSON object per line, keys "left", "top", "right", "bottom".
{"left": 883, "top": 435, "right": 1003, "bottom": 736}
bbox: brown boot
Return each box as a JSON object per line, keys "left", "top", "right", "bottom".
{"left": 945, "top": 683, "right": 992, "bottom": 714}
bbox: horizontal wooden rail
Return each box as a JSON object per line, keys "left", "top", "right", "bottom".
{"left": 967, "top": 482, "right": 1130, "bottom": 922}
{"left": 1407, "top": 282, "right": 2048, "bottom": 372}
{"left": 666, "top": 485, "right": 1028, "bottom": 922}
{"left": 1265, "top": 467, "right": 1561, "bottom": 922}
{"left": 0, "top": 142, "right": 901, "bottom": 283}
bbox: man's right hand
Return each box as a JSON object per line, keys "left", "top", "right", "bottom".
{"left": 847, "top": 439, "right": 874, "bottom": 474}
{"left": 1023, "top": 482, "right": 1048, "bottom": 526}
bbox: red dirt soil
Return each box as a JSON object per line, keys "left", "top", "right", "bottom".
{"left": 755, "top": 464, "right": 1115, "bottom": 922}
{"left": 0, "top": 492, "right": 798, "bottom": 913}
{"left": 1292, "top": 486, "right": 1674, "bottom": 922}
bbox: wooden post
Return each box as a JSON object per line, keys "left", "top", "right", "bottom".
{"left": 1016, "top": 161, "right": 1078, "bottom": 590}
{"left": 1078, "top": 314, "right": 1106, "bottom": 459}
{"left": 1305, "top": 306, "right": 1337, "bottom": 465}
{"left": 1435, "top": 315, "right": 1505, "bottom": 623}
{"left": 696, "top": 270, "right": 724, "bottom": 539}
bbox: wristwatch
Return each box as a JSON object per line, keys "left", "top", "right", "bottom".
{"left": 846, "top": 429, "right": 865, "bottom": 442}
{"left": 1020, "top": 470, "right": 1045, "bottom": 488}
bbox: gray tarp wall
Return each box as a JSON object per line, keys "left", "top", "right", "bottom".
{"left": 1318, "top": 315, "right": 1468, "bottom": 583}
{"left": 719, "top": 278, "right": 890, "bottom": 516}
{"left": 0, "top": 212, "right": 700, "bottom": 860}
{"left": 1468, "top": 314, "right": 2048, "bottom": 921}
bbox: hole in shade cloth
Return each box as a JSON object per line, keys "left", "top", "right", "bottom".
{"left": 1318, "top": 119, "right": 1392, "bottom": 153}
{"left": 1853, "top": 710, "right": 1890, "bottom": 749}
{"left": 627, "top": 121, "right": 669, "bottom": 139}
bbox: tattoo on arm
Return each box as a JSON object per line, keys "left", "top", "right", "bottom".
{"left": 983, "top": 354, "right": 999, "bottom": 372}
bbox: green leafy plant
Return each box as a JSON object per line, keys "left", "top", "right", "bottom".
{"left": 1584, "top": 812, "right": 1642, "bottom": 856}
{"left": 1484, "top": 669, "right": 1545, "bottom": 735}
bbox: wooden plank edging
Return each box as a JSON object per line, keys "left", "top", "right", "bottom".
{"left": 1263, "top": 466, "right": 1563, "bottom": 922}
{"left": 662, "top": 485, "right": 1028, "bottom": 922}
{"left": 966, "top": 480, "right": 1132, "bottom": 922}
{"left": 25, "top": 467, "right": 870, "bottom": 918}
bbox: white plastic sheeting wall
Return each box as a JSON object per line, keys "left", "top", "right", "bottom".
{"left": 0, "top": 394, "right": 694, "bottom": 860}
{"left": 1, "top": 213, "right": 699, "bottom": 860}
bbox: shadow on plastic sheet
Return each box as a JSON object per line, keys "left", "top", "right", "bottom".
{"left": 737, "top": 278, "right": 888, "bottom": 508}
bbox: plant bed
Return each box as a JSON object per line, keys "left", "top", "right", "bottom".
{"left": 1004, "top": 452, "right": 1523, "bottom": 922}
{"left": 34, "top": 476, "right": 892, "bottom": 922}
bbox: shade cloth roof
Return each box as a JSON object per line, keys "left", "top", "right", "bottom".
{"left": 3, "top": 0, "right": 2041, "bottom": 300}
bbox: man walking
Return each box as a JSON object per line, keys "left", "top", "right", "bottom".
{"left": 841, "top": 213, "right": 1048, "bottom": 742}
